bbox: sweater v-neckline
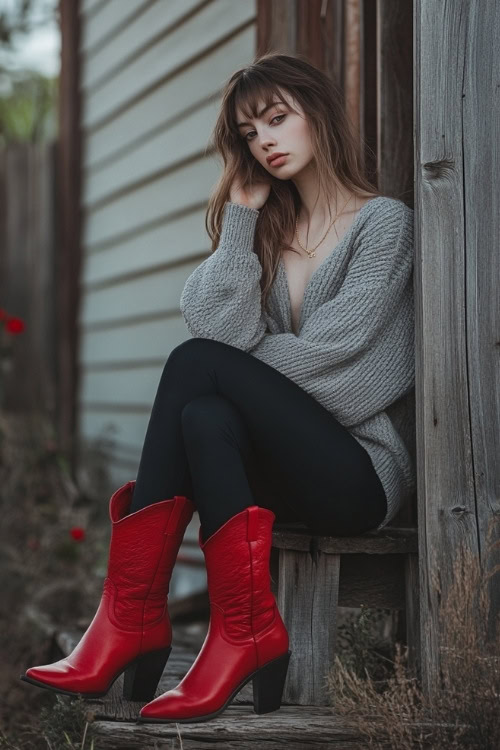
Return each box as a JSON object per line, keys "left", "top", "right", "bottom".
{"left": 278, "top": 196, "right": 384, "bottom": 334}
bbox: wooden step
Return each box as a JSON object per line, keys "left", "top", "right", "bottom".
{"left": 55, "top": 620, "right": 374, "bottom": 748}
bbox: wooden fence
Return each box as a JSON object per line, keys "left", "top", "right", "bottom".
{"left": 0, "top": 141, "right": 58, "bottom": 416}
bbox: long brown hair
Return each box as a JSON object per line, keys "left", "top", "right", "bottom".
{"left": 204, "top": 52, "right": 384, "bottom": 309}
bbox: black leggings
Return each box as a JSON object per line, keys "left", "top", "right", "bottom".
{"left": 130, "top": 338, "right": 387, "bottom": 541}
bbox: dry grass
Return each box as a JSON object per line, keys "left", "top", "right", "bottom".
{"left": 327, "top": 517, "right": 500, "bottom": 749}
{"left": 0, "top": 410, "right": 113, "bottom": 749}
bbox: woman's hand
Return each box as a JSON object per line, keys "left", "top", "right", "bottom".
{"left": 229, "top": 175, "right": 272, "bottom": 211}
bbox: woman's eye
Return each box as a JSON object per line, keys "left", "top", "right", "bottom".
{"left": 245, "top": 114, "right": 286, "bottom": 141}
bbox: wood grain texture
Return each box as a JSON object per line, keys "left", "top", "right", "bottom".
{"left": 56, "top": 623, "right": 375, "bottom": 748}
{"left": 278, "top": 547, "right": 340, "bottom": 706}
{"left": 414, "top": 0, "right": 500, "bottom": 697}
{"left": 88, "top": 707, "right": 370, "bottom": 749}
{"left": 272, "top": 524, "right": 418, "bottom": 554}
{"left": 272, "top": 523, "right": 420, "bottom": 703}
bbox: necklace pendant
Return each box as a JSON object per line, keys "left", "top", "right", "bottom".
{"left": 308, "top": 251, "right": 316, "bottom": 258}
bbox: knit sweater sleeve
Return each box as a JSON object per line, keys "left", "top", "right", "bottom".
{"left": 179, "top": 201, "right": 269, "bottom": 350}
{"left": 247, "top": 203, "right": 415, "bottom": 428}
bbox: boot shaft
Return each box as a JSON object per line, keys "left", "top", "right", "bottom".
{"left": 106, "top": 482, "right": 195, "bottom": 627}
{"left": 200, "top": 506, "right": 278, "bottom": 639}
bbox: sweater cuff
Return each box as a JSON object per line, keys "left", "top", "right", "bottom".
{"left": 217, "top": 201, "right": 260, "bottom": 259}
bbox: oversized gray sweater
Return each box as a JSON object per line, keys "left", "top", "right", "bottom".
{"left": 179, "top": 197, "right": 416, "bottom": 531}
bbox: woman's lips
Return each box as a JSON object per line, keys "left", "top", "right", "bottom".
{"left": 269, "top": 154, "right": 287, "bottom": 167}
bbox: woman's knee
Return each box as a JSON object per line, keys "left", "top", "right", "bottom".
{"left": 166, "top": 337, "right": 232, "bottom": 369}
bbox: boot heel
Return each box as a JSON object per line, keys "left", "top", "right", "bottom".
{"left": 123, "top": 646, "right": 172, "bottom": 701}
{"left": 252, "top": 650, "right": 291, "bottom": 714}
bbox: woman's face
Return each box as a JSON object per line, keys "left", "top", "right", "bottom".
{"left": 235, "top": 91, "right": 315, "bottom": 179}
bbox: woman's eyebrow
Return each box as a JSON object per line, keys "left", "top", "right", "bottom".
{"left": 237, "top": 101, "right": 286, "bottom": 129}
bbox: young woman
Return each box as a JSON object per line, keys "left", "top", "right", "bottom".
{"left": 21, "top": 52, "right": 415, "bottom": 725}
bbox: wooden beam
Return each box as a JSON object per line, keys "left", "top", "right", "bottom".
{"left": 256, "top": 0, "right": 297, "bottom": 56}
{"left": 414, "top": 0, "right": 500, "bottom": 696}
{"left": 360, "top": 0, "right": 377, "bottom": 183}
{"left": 377, "top": 0, "right": 413, "bottom": 204}
{"left": 57, "top": 0, "right": 83, "bottom": 471}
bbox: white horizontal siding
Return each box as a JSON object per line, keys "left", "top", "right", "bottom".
{"left": 79, "top": 0, "right": 108, "bottom": 19}
{"left": 77, "top": 0, "right": 257, "bottom": 505}
{"left": 80, "top": 365, "right": 164, "bottom": 408}
{"left": 80, "top": 260, "right": 200, "bottom": 325}
{"left": 83, "top": 155, "right": 219, "bottom": 248}
{"left": 82, "top": 0, "right": 255, "bottom": 129}
{"left": 83, "top": 25, "right": 254, "bottom": 172}
{"left": 84, "top": 98, "right": 219, "bottom": 208}
{"left": 82, "top": 207, "right": 207, "bottom": 286}
{"left": 80, "top": 315, "right": 188, "bottom": 365}
{"left": 81, "top": 0, "right": 203, "bottom": 87}
{"left": 80, "top": 0, "right": 148, "bottom": 56}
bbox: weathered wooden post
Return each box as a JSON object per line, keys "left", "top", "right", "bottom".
{"left": 414, "top": 0, "right": 500, "bottom": 697}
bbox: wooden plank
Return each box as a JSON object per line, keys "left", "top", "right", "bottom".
{"left": 82, "top": 156, "right": 218, "bottom": 248}
{"left": 296, "top": 0, "right": 324, "bottom": 70}
{"left": 0, "top": 143, "right": 58, "bottom": 413}
{"left": 31, "top": 142, "right": 58, "bottom": 414}
{"left": 81, "top": 0, "right": 202, "bottom": 85}
{"left": 344, "top": 0, "right": 361, "bottom": 136}
{"left": 256, "top": 0, "right": 297, "bottom": 54}
{"left": 59, "top": 0, "right": 83, "bottom": 466}
{"left": 272, "top": 526, "right": 418, "bottom": 554}
{"left": 377, "top": 0, "right": 413, "bottom": 203}
{"left": 82, "top": 23, "right": 255, "bottom": 171}
{"left": 88, "top": 708, "right": 367, "bottom": 749}
{"left": 360, "top": 0, "right": 377, "bottom": 182}
{"left": 55, "top": 625, "right": 369, "bottom": 747}
{"left": 415, "top": 0, "right": 500, "bottom": 696}
{"left": 278, "top": 547, "right": 340, "bottom": 705}
{"left": 323, "top": 0, "right": 345, "bottom": 91}
{"left": 82, "top": 0, "right": 256, "bottom": 129}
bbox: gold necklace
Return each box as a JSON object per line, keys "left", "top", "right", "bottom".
{"left": 295, "top": 195, "right": 353, "bottom": 258}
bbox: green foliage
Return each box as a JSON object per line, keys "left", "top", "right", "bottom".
{"left": 0, "top": 0, "right": 58, "bottom": 144}
{"left": 0, "top": 70, "right": 58, "bottom": 144}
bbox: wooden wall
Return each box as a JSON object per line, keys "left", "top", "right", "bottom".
{"left": 76, "top": 0, "right": 257, "bottom": 489}
{"left": 414, "top": 0, "right": 500, "bottom": 695}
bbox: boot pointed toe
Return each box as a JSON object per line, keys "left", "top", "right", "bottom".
{"left": 21, "top": 482, "right": 195, "bottom": 701}
{"left": 139, "top": 690, "right": 182, "bottom": 720}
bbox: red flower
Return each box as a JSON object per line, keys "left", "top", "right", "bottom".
{"left": 5, "top": 316, "right": 25, "bottom": 334}
{"left": 70, "top": 527, "right": 85, "bottom": 542}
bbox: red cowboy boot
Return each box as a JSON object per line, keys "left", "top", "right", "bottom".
{"left": 138, "top": 505, "right": 291, "bottom": 723}
{"left": 20, "top": 480, "right": 195, "bottom": 701}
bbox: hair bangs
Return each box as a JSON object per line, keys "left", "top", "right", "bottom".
{"left": 230, "top": 76, "right": 291, "bottom": 135}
